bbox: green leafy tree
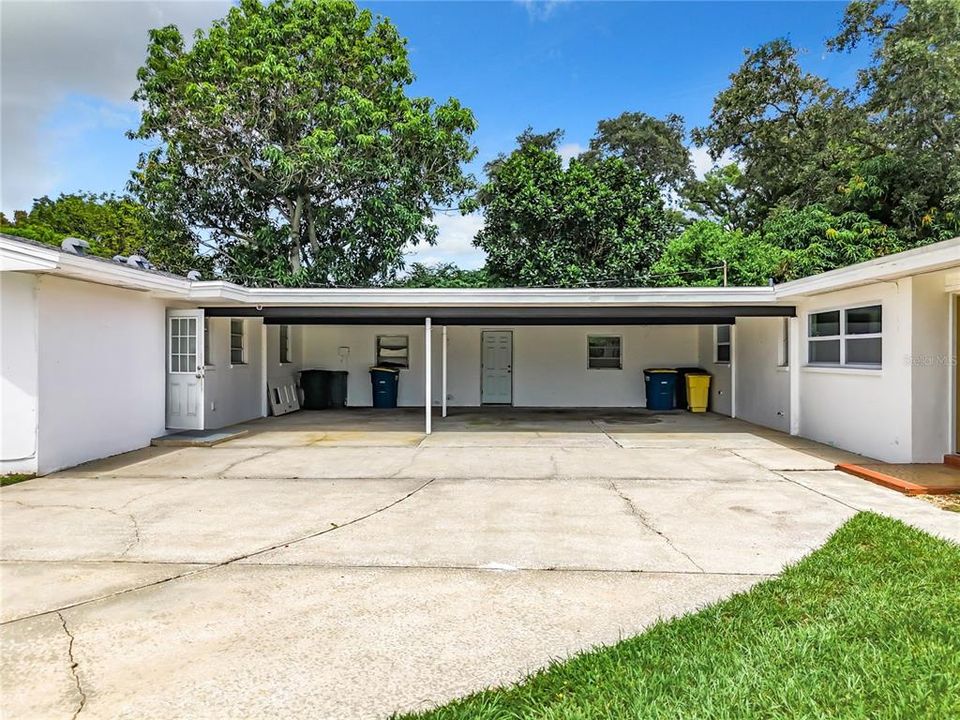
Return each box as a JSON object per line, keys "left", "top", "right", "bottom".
{"left": 828, "top": 0, "right": 960, "bottom": 242}
{"left": 681, "top": 163, "right": 751, "bottom": 231}
{"left": 466, "top": 130, "right": 670, "bottom": 287}
{"left": 130, "top": 0, "right": 477, "bottom": 287}
{"left": 0, "top": 193, "right": 205, "bottom": 274}
{"left": 693, "top": 39, "right": 860, "bottom": 231}
{"left": 582, "top": 112, "right": 693, "bottom": 196}
{"left": 761, "top": 205, "right": 902, "bottom": 278}
{"left": 392, "top": 262, "right": 491, "bottom": 288}
{"left": 649, "top": 221, "right": 787, "bottom": 287}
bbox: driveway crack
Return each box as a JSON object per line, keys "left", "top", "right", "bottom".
{"left": 7, "top": 500, "right": 141, "bottom": 557}
{"left": 609, "top": 480, "right": 705, "bottom": 572}
{"left": 2, "top": 478, "right": 437, "bottom": 626}
{"left": 56, "top": 611, "right": 86, "bottom": 720}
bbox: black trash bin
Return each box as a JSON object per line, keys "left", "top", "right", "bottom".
{"left": 300, "top": 369, "right": 349, "bottom": 410}
{"left": 675, "top": 367, "right": 707, "bottom": 411}
{"left": 369, "top": 366, "right": 400, "bottom": 408}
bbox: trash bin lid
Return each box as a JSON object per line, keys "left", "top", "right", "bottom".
{"left": 644, "top": 368, "right": 678, "bottom": 373}
{"left": 369, "top": 366, "right": 401, "bottom": 373}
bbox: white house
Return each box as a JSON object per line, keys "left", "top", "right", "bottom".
{"left": 2, "top": 232, "right": 958, "bottom": 475}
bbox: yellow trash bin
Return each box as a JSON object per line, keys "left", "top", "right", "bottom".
{"left": 685, "top": 373, "right": 711, "bottom": 413}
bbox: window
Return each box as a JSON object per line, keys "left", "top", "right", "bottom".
{"left": 376, "top": 335, "right": 409, "bottom": 368}
{"left": 169, "top": 317, "right": 197, "bottom": 373}
{"left": 230, "top": 319, "right": 245, "bottom": 365}
{"left": 714, "top": 325, "right": 731, "bottom": 364}
{"left": 203, "top": 317, "right": 213, "bottom": 366}
{"left": 587, "top": 335, "right": 622, "bottom": 369}
{"left": 807, "top": 305, "right": 881, "bottom": 367}
{"left": 279, "top": 324, "right": 291, "bottom": 364}
{"left": 778, "top": 318, "right": 789, "bottom": 368}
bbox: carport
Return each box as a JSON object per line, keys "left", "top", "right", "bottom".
{"left": 204, "top": 295, "right": 795, "bottom": 434}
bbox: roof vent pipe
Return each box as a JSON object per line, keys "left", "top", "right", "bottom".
{"left": 186, "top": 270, "right": 202, "bottom": 281}
{"left": 126, "top": 255, "right": 154, "bottom": 270}
{"left": 61, "top": 237, "right": 89, "bottom": 256}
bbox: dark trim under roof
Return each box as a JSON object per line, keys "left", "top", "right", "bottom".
{"left": 203, "top": 304, "right": 795, "bottom": 325}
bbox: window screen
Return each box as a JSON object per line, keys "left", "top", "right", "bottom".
{"left": 230, "top": 319, "right": 245, "bottom": 365}
{"left": 807, "top": 305, "right": 881, "bottom": 367}
{"left": 715, "top": 325, "right": 731, "bottom": 364}
{"left": 279, "top": 325, "right": 291, "bottom": 364}
{"left": 588, "top": 335, "right": 622, "bottom": 369}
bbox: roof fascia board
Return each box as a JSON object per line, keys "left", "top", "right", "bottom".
{"left": 0, "top": 237, "right": 60, "bottom": 272}
{"left": 187, "top": 284, "right": 780, "bottom": 307}
{"left": 0, "top": 234, "right": 192, "bottom": 296}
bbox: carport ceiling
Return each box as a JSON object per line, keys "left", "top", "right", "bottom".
{"left": 203, "top": 305, "right": 795, "bottom": 325}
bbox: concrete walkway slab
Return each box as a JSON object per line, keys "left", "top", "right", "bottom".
{"left": 249, "top": 478, "right": 698, "bottom": 572}
{"left": 1, "top": 565, "right": 761, "bottom": 720}
{"left": 1, "top": 478, "right": 427, "bottom": 564}
{"left": 4, "top": 409, "right": 957, "bottom": 720}
{"left": 0, "top": 561, "right": 201, "bottom": 623}
{"left": 612, "top": 479, "right": 855, "bottom": 574}
{"left": 552, "top": 447, "right": 780, "bottom": 481}
{"left": 783, "top": 470, "right": 960, "bottom": 544}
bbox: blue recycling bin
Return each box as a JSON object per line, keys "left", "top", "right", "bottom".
{"left": 644, "top": 369, "right": 678, "bottom": 411}
{"left": 369, "top": 367, "right": 400, "bottom": 408}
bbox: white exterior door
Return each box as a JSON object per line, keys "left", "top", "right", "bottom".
{"left": 166, "top": 309, "right": 205, "bottom": 430}
{"left": 481, "top": 330, "right": 513, "bottom": 405}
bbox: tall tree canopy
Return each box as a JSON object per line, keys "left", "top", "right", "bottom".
{"left": 0, "top": 193, "right": 205, "bottom": 275}
{"left": 130, "top": 0, "right": 477, "bottom": 287}
{"left": 692, "top": 39, "right": 860, "bottom": 231}
{"left": 693, "top": 1, "right": 959, "bottom": 244}
{"left": 582, "top": 112, "right": 693, "bottom": 196}
{"left": 466, "top": 129, "right": 669, "bottom": 287}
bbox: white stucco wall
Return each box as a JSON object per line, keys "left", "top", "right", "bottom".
{"left": 698, "top": 325, "right": 732, "bottom": 416}
{"left": 909, "top": 270, "right": 953, "bottom": 461}
{"left": 1, "top": 272, "right": 40, "bottom": 474}
{"left": 202, "top": 316, "right": 265, "bottom": 429}
{"left": 733, "top": 317, "right": 790, "bottom": 433}
{"left": 265, "top": 324, "right": 303, "bottom": 390}
{"left": 35, "top": 275, "right": 167, "bottom": 474}
{"left": 301, "top": 324, "right": 701, "bottom": 408}
{"left": 794, "top": 279, "right": 914, "bottom": 462}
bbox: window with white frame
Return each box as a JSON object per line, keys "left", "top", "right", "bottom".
{"left": 279, "top": 324, "right": 291, "bottom": 364}
{"left": 714, "top": 325, "right": 731, "bottom": 364}
{"left": 778, "top": 318, "right": 789, "bottom": 367}
{"left": 807, "top": 305, "right": 881, "bottom": 367}
{"left": 376, "top": 335, "right": 409, "bottom": 368}
{"left": 203, "top": 317, "right": 213, "bottom": 366}
{"left": 230, "top": 319, "right": 246, "bottom": 365}
{"left": 587, "top": 335, "right": 622, "bottom": 369}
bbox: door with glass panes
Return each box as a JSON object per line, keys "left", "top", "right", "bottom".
{"left": 166, "top": 309, "right": 205, "bottom": 429}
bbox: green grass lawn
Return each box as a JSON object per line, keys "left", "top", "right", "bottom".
{"left": 0, "top": 473, "right": 35, "bottom": 487}
{"left": 401, "top": 513, "right": 960, "bottom": 720}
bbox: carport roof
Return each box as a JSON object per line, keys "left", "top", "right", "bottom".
{"left": 203, "top": 302, "right": 794, "bottom": 325}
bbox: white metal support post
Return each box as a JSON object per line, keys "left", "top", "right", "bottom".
{"left": 441, "top": 325, "right": 448, "bottom": 419}
{"left": 424, "top": 317, "right": 432, "bottom": 434}
{"left": 730, "top": 323, "right": 737, "bottom": 419}
{"left": 788, "top": 316, "right": 802, "bottom": 436}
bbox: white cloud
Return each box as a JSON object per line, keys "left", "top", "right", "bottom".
{"left": 557, "top": 142, "right": 585, "bottom": 167}
{"left": 689, "top": 145, "right": 735, "bottom": 180}
{"left": 405, "top": 211, "right": 486, "bottom": 270}
{"left": 515, "top": 0, "right": 570, "bottom": 21}
{"left": 0, "top": 0, "right": 229, "bottom": 213}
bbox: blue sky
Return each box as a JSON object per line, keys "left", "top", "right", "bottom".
{"left": 1, "top": 1, "right": 869, "bottom": 269}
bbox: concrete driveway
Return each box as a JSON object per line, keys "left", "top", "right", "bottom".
{"left": 3, "top": 409, "right": 959, "bottom": 719}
